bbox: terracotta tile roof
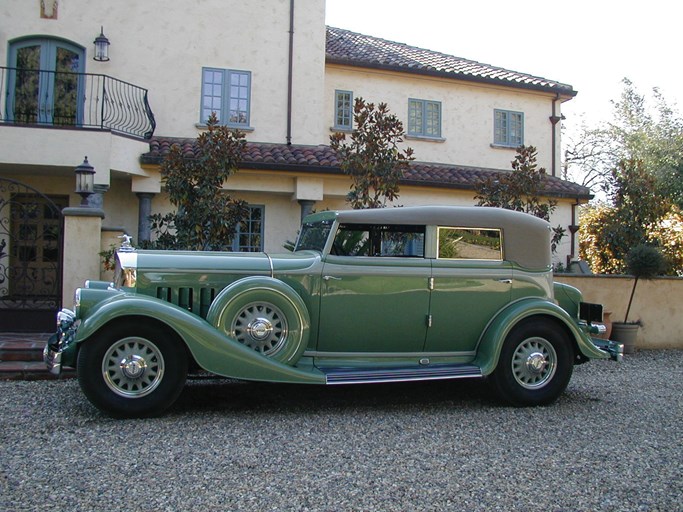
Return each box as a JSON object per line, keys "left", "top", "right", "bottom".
{"left": 326, "top": 27, "right": 576, "bottom": 97}
{"left": 142, "top": 139, "right": 591, "bottom": 199}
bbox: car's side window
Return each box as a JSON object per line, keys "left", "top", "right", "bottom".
{"left": 332, "top": 224, "right": 425, "bottom": 257}
{"left": 437, "top": 227, "right": 503, "bottom": 260}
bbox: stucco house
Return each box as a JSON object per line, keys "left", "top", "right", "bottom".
{"left": 0, "top": 0, "right": 590, "bottom": 330}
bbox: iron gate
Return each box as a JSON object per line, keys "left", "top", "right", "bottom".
{"left": 0, "top": 178, "right": 66, "bottom": 331}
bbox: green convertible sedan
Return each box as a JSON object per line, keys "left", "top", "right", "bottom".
{"left": 45, "top": 206, "right": 622, "bottom": 417}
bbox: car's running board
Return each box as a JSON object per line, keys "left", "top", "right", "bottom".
{"left": 322, "top": 364, "right": 483, "bottom": 385}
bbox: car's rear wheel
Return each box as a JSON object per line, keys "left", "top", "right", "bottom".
{"left": 490, "top": 319, "right": 573, "bottom": 406}
{"left": 77, "top": 322, "right": 187, "bottom": 417}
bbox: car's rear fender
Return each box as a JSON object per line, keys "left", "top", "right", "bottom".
{"left": 474, "top": 298, "right": 609, "bottom": 375}
{"left": 74, "top": 294, "right": 325, "bottom": 384}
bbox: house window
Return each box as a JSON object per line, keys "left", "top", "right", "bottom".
{"left": 334, "top": 90, "right": 353, "bottom": 129}
{"left": 494, "top": 109, "right": 524, "bottom": 147}
{"left": 233, "top": 205, "right": 263, "bottom": 252}
{"left": 408, "top": 99, "right": 441, "bottom": 138}
{"left": 201, "top": 68, "right": 251, "bottom": 127}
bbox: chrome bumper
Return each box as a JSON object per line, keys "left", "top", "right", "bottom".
{"left": 44, "top": 309, "right": 78, "bottom": 376}
{"left": 43, "top": 341, "right": 62, "bottom": 376}
{"left": 592, "top": 338, "right": 624, "bottom": 362}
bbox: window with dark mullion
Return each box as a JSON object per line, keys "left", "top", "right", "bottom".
{"left": 201, "top": 67, "right": 251, "bottom": 127}
{"left": 232, "top": 205, "right": 264, "bottom": 252}
{"left": 494, "top": 109, "right": 524, "bottom": 147}
{"left": 408, "top": 99, "right": 441, "bottom": 138}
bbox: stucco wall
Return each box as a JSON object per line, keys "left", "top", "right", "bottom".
{"left": 1, "top": 0, "right": 327, "bottom": 144}
{"left": 555, "top": 275, "right": 683, "bottom": 350}
{"left": 325, "top": 65, "right": 563, "bottom": 174}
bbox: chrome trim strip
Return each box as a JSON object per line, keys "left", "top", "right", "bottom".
{"left": 323, "top": 364, "right": 483, "bottom": 385}
{"left": 303, "top": 350, "right": 477, "bottom": 358}
{"left": 264, "top": 252, "right": 274, "bottom": 278}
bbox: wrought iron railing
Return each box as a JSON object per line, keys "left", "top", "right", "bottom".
{"left": 0, "top": 66, "right": 156, "bottom": 140}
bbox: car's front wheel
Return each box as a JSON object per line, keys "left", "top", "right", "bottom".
{"left": 77, "top": 322, "right": 188, "bottom": 417}
{"left": 490, "top": 319, "right": 573, "bottom": 406}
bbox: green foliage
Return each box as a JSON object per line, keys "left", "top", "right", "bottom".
{"left": 564, "top": 79, "right": 683, "bottom": 206}
{"left": 625, "top": 244, "right": 667, "bottom": 280}
{"left": 622, "top": 244, "right": 666, "bottom": 323}
{"left": 147, "top": 113, "right": 248, "bottom": 251}
{"left": 475, "top": 145, "right": 565, "bottom": 253}
{"left": 579, "top": 159, "right": 683, "bottom": 275}
{"left": 330, "top": 97, "right": 414, "bottom": 209}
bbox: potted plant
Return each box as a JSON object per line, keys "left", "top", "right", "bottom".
{"left": 611, "top": 244, "right": 666, "bottom": 353}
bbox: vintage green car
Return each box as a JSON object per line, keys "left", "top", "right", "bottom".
{"left": 46, "top": 206, "right": 622, "bottom": 417}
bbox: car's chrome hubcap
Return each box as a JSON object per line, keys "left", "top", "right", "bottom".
{"left": 232, "top": 302, "right": 288, "bottom": 356}
{"left": 102, "top": 337, "right": 164, "bottom": 398}
{"left": 511, "top": 337, "right": 557, "bottom": 389}
{"left": 120, "top": 355, "right": 147, "bottom": 379}
{"left": 247, "top": 318, "right": 273, "bottom": 341}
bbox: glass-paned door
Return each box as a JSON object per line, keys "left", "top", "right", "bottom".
{"left": 8, "top": 38, "right": 84, "bottom": 126}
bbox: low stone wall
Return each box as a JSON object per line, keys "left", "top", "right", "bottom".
{"left": 555, "top": 275, "right": 683, "bottom": 350}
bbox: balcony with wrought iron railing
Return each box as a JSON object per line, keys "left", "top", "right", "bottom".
{"left": 0, "top": 66, "right": 156, "bottom": 140}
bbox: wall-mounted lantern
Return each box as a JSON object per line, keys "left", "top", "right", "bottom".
{"left": 74, "top": 156, "right": 96, "bottom": 206}
{"left": 93, "top": 27, "right": 110, "bottom": 62}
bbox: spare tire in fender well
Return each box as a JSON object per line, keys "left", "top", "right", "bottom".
{"left": 206, "top": 276, "right": 311, "bottom": 365}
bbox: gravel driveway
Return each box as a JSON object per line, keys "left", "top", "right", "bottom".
{"left": 1, "top": 350, "right": 681, "bottom": 512}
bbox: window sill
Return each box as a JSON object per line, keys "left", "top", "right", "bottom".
{"left": 406, "top": 134, "right": 446, "bottom": 143}
{"left": 330, "top": 126, "right": 353, "bottom": 133}
{"left": 195, "top": 123, "right": 254, "bottom": 132}
{"left": 490, "top": 143, "right": 521, "bottom": 150}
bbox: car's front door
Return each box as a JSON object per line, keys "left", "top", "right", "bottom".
{"left": 317, "top": 223, "right": 430, "bottom": 353}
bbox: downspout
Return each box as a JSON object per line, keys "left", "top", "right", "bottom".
{"left": 568, "top": 199, "right": 580, "bottom": 268}
{"left": 286, "top": 0, "right": 295, "bottom": 145}
{"left": 549, "top": 93, "right": 563, "bottom": 178}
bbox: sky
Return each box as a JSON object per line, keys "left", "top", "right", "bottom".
{"left": 325, "top": 0, "right": 682, "bottom": 136}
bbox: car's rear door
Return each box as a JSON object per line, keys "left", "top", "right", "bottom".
{"left": 424, "top": 226, "right": 513, "bottom": 353}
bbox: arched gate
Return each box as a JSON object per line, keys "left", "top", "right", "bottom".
{"left": 0, "top": 178, "right": 66, "bottom": 331}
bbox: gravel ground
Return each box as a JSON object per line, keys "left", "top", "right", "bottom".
{"left": 1, "top": 351, "right": 682, "bottom": 512}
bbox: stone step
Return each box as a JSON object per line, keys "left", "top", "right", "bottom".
{"left": 0, "top": 334, "right": 74, "bottom": 380}
{"left": 0, "top": 361, "right": 74, "bottom": 380}
{"left": 0, "top": 340, "right": 47, "bottom": 362}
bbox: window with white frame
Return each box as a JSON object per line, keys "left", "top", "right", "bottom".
{"left": 408, "top": 99, "right": 441, "bottom": 138}
{"left": 232, "top": 205, "right": 264, "bottom": 252}
{"left": 201, "top": 68, "right": 251, "bottom": 127}
{"left": 334, "top": 90, "right": 353, "bottom": 129}
{"left": 494, "top": 109, "right": 524, "bottom": 147}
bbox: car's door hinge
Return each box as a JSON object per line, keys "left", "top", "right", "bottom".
{"left": 428, "top": 277, "right": 434, "bottom": 290}
{"left": 426, "top": 314, "right": 432, "bottom": 327}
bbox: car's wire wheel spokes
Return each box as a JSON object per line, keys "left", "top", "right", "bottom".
{"left": 102, "top": 337, "right": 165, "bottom": 398}
{"left": 231, "top": 302, "right": 288, "bottom": 355}
{"left": 511, "top": 336, "right": 557, "bottom": 389}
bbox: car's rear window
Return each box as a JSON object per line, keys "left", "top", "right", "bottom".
{"left": 437, "top": 227, "right": 503, "bottom": 260}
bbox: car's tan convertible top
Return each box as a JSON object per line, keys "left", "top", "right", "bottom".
{"left": 309, "top": 206, "right": 552, "bottom": 270}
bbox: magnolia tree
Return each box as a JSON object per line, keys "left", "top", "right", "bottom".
{"left": 330, "top": 98, "right": 414, "bottom": 209}
{"left": 146, "top": 113, "right": 248, "bottom": 250}
{"left": 475, "top": 145, "right": 565, "bottom": 253}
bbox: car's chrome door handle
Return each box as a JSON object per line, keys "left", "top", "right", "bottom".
{"left": 323, "top": 275, "right": 342, "bottom": 281}
{"left": 498, "top": 279, "right": 512, "bottom": 284}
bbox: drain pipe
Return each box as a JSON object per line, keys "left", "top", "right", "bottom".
{"left": 286, "top": 0, "right": 295, "bottom": 145}
{"left": 549, "top": 94, "right": 562, "bottom": 177}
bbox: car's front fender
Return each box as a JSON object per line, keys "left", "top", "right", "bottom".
{"left": 474, "top": 298, "right": 609, "bottom": 375}
{"left": 75, "top": 294, "right": 325, "bottom": 384}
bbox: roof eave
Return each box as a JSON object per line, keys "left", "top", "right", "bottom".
{"left": 325, "top": 57, "right": 577, "bottom": 98}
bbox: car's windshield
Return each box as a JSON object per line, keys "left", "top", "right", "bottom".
{"left": 295, "top": 220, "right": 334, "bottom": 252}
